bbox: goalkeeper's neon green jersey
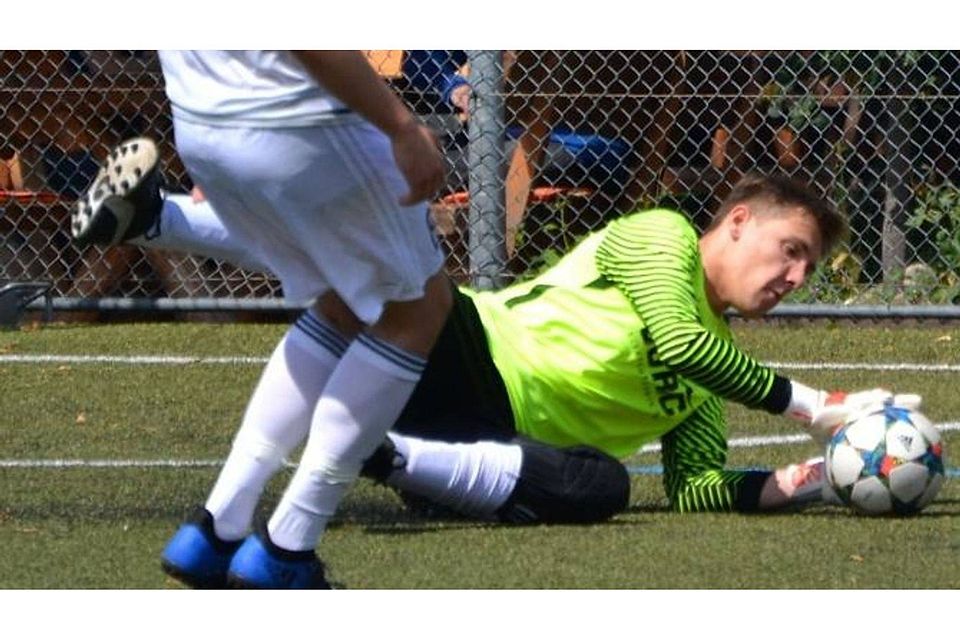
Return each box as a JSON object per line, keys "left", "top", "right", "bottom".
{"left": 466, "top": 209, "right": 787, "bottom": 511}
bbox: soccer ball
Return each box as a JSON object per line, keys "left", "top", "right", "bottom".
{"left": 825, "top": 404, "right": 945, "bottom": 516}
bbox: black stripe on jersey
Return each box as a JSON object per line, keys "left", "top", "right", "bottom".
{"left": 595, "top": 213, "right": 777, "bottom": 411}
{"left": 504, "top": 285, "right": 553, "bottom": 309}
{"left": 503, "top": 276, "right": 613, "bottom": 309}
{"left": 357, "top": 333, "right": 426, "bottom": 375}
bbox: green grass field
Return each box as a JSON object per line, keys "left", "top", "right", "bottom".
{"left": 0, "top": 320, "right": 957, "bottom": 589}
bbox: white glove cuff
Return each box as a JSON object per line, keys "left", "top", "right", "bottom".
{"left": 785, "top": 380, "right": 825, "bottom": 423}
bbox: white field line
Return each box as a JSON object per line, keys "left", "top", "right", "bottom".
{"left": 0, "top": 354, "right": 268, "bottom": 365}
{"left": 2, "top": 354, "right": 960, "bottom": 372}
{"left": 768, "top": 361, "right": 960, "bottom": 372}
{"left": 2, "top": 422, "right": 957, "bottom": 470}
{"left": 637, "top": 421, "right": 960, "bottom": 454}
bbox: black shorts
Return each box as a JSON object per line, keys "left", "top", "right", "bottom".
{"left": 394, "top": 286, "right": 517, "bottom": 443}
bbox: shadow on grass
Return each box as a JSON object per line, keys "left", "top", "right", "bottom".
{"left": 0, "top": 496, "right": 475, "bottom": 532}
{"left": 625, "top": 499, "right": 960, "bottom": 518}
{"left": 801, "top": 497, "right": 960, "bottom": 519}
{"left": 359, "top": 515, "right": 644, "bottom": 536}
{"left": 625, "top": 503, "right": 673, "bottom": 514}
{"left": 0, "top": 502, "right": 200, "bottom": 523}
{"left": 4, "top": 492, "right": 950, "bottom": 533}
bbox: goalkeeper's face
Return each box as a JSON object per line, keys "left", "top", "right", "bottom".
{"left": 724, "top": 203, "right": 822, "bottom": 317}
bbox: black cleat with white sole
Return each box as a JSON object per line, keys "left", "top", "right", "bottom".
{"left": 71, "top": 137, "right": 164, "bottom": 248}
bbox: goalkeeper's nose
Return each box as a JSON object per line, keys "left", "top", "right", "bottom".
{"left": 785, "top": 261, "right": 811, "bottom": 291}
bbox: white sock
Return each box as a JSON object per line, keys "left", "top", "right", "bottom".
{"left": 132, "top": 193, "right": 270, "bottom": 273}
{"left": 387, "top": 433, "right": 523, "bottom": 518}
{"left": 205, "top": 310, "right": 348, "bottom": 541}
{"left": 268, "top": 334, "right": 426, "bottom": 551}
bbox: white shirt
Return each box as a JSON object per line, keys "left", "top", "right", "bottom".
{"left": 158, "top": 50, "right": 350, "bottom": 127}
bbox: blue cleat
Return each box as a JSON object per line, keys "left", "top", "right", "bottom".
{"left": 226, "top": 524, "right": 331, "bottom": 589}
{"left": 161, "top": 506, "right": 241, "bottom": 589}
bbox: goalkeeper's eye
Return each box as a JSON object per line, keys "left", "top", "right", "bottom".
{"left": 782, "top": 240, "right": 815, "bottom": 276}
{"left": 783, "top": 241, "right": 802, "bottom": 259}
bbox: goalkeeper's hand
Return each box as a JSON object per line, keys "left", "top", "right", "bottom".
{"left": 759, "top": 456, "right": 847, "bottom": 509}
{"left": 785, "top": 383, "right": 923, "bottom": 445}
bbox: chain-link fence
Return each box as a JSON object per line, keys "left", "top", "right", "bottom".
{"left": 2, "top": 51, "right": 959, "bottom": 318}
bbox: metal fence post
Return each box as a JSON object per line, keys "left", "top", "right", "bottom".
{"left": 466, "top": 50, "right": 506, "bottom": 291}
{"left": 881, "top": 95, "right": 911, "bottom": 281}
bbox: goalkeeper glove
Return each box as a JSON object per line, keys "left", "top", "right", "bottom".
{"left": 773, "top": 456, "right": 825, "bottom": 505}
{"left": 761, "top": 456, "right": 844, "bottom": 508}
{"left": 785, "top": 382, "right": 922, "bottom": 445}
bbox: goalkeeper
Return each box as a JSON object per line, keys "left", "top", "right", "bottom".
{"left": 74, "top": 146, "right": 909, "bottom": 525}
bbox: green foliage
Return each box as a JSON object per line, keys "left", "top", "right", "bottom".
{"left": 788, "top": 250, "right": 862, "bottom": 303}
{"left": 520, "top": 244, "right": 565, "bottom": 279}
{"left": 790, "top": 246, "right": 960, "bottom": 305}
{"left": 766, "top": 91, "right": 832, "bottom": 132}
{"left": 909, "top": 182, "right": 960, "bottom": 272}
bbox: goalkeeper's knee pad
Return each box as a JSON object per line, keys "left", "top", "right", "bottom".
{"left": 496, "top": 439, "right": 630, "bottom": 524}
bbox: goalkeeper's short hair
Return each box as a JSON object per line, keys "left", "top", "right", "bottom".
{"left": 710, "top": 173, "right": 848, "bottom": 256}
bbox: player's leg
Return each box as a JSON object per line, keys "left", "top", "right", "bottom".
{"left": 497, "top": 439, "right": 630, "bottom": 523}
{"left": 161, "top": 297, "right": 353, "bottom": 588}
{"left": 252, "top": 271, "right": 451, "bottom": 583}
{"left": 134, "top": 193, "right": 270, "bottom": 272}
{"left": 364, "top": 433, "right": 522, "bottom": 518}
{"left": 71, "top": 137, "right": 270, "bottom": 272}
{"left": 170, "top": 119, "right": 449, "bottom": 588}
{"left": 353, "top": 283, "right": 526, "bottom": 518}
{"left": 365, "top": 434, "right": 630, "bottom": 523}
{"left": 153, "top": 117, "right": 374, "bottom": 587}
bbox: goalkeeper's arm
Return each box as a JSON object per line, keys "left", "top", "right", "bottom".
{"left": 661, "top": 398, "right": 771, "bottom": 513}
{"left": 663, "top": 398, "right": 840, "bottom": 512}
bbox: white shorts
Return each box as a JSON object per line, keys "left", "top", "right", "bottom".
{"left": 172, "top": 117, "right": 445, "bottom": 324}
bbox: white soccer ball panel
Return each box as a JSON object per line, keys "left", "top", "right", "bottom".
{"left": 844, "top": 413, "right": 886, "bottom": 450}
{"left": 916, "top": 472, "right": 945, "bottom": 509}
{"left": 850, "top": 476, "right": 893, "bottom": 515}
{"left": 913, "top": 415, "right": 942, "bottom": 446}
{"left": 828, "top": 443, "right": 865, "bottom": 487}
{"left": 885, "top": 421, "right": 928, "bottom": 460}
{"left": 887, "top": 461, "right": 929, "bottom": 502}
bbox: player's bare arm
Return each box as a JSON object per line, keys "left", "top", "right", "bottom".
{"left": 293, "top": 50, "right": 444, "bottom": 205}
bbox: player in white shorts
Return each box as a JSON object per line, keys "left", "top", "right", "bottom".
{"left": 77, "top": 51, "right": 451, "bottom": 589}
